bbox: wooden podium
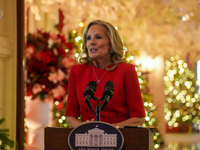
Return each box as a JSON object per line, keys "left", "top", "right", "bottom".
{"left": 45, "top": 127, "right": 155, "bottom": 150}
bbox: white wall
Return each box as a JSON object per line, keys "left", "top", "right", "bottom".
{"left": 135, "top": 52, "right": 166, "bottom": 137}
{"left": 148, "top": 56, "right": 166, "bottom": 135}
{"left": 0, "top": 0, "right": 17, "bottom": 149}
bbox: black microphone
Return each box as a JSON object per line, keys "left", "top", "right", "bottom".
{"left": 101, "top": 81, "right": 114, "bottom": 111}
{"left": 84, "top": 81, "right": 97, "bottom": 111}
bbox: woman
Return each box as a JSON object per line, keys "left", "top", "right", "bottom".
{"left": 65, "top": 20, "right": 145, "bottom": 128}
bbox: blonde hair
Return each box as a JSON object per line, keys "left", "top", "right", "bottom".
{"left": 78, "top": 20, "right": 126, "bottom": 71}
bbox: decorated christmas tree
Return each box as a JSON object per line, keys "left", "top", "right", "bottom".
{"left": 164, "top": 55, "right": 200, "bottom": 132}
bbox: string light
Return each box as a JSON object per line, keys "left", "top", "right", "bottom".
{"left": 75, "top": 53, "right": 79, "bottom": 57}
{"left": 65, "top": 48, "right": 69, "bottom": 53}
{"left": 55, "top": 101, "right": 59, "bottom": 105}
{"left": 61, "top": 116, "right": 66, "bottom": 120}
{"left": 72, "top": 30, "right": 76, "bottom": 34}
{"left": 79, "top": 22, "right": 84, "bottom": 27}
{"left": 75, "top": 36, "right": 81, "bottom": 43}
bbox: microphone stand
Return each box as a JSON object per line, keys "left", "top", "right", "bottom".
{"left": 87, "top": 95, "right": 112, "bottom": 122}
{"left": 92, "top": 97, "right": 103, "bottom": 121}
{"left": 96, "top": 100, "right": 101, "bottom": 121}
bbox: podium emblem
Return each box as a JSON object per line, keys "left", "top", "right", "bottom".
{"left": 68, "top": 122, "right": 124, "bottom": 150}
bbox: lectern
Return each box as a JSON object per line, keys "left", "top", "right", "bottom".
{"left": 45, "top": 127, "right": 156, "bottom": 150}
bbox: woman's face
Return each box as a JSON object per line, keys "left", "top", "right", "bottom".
{"left": 86, "top": 24, "right": 111, "bottom": 64}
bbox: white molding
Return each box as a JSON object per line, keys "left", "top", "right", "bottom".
{"left": 0, "top": 35, "right": 12, "bottom": 58}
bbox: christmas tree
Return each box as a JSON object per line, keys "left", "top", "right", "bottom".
{"left": 164, "top": 55, "right": 200, "bottom": 132}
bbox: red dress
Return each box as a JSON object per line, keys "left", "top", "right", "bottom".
{"left": 65, "top": 63, "right": 145, "bottom": 124}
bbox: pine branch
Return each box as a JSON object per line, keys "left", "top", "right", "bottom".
{"left": 0, "top": 116, "right": 14, "bottom": 149}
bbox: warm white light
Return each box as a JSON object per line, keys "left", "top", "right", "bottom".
{"left": 191, "top": 98, "right": 196, "bottom": 103}
{"left": 72, "top": 30, "right": 76, "bottom": 34}
{"left": 58, "top": 119, "right": 63, "bottom": 123}
{"left": 75, "top": 36, "right": 81, "bottom": 43}
{"left": 170, "top": 56, "right": 175, "bottom": 61}
{"left": 186, "top": 102, "right": 191, "bottom": 107}
{"left": 183, "top": 63, "right": 187, "bottom": 68}
{"left": 79, "top": 22, "right": 84, "bottom": 27}
{"left": 173, "top": 90, "right": 178, "bottom": 95}
{"left": 195, "top": 94, "right": 199, "bottom": 99}
{"left": 138, "top": 78, "right": 143, "bottom": 84}
{"left": 61, "top": 116, "right": 66, "bottom": 120}
{"left": 154, "top": 144, "right": 159, "bottom": 149}
{"left": 164, "top": 76, "right": 169, "bottom": 81}
{"left": 55, "top": 101, "right": 59, "bottom": 105}
{"left": 65, "top": 49, "right": 69, "bottom": 53}
{"left": 149, "top": 103, "right": 153, "bottom": 107}
{"left": 174, "top": 122, "right": 178, "bottom": 127}
{"left": 75, "top": 53, "right": 79, "bottom": 57}
{"left": 130, "top": 56, "right": 134, "bottom": 60}
{"left": 144, "top": 102, "right": 148, "bottom": 107}
{"left": 145, "top": 116, "right": 150, "bottom": 121}
{"left": 135, "top": 60, "right": 141, "bottom": 66}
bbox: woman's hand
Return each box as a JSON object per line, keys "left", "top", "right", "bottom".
{"left": 112, "top": 117, "right": 145, "bottom": 128}
{"left": 85, "top": 118, "right": 95, "bottom": 123}
{"left": 66, "top": 116, "right": 82, "bottom": 128}
{"left": 66, "top": 117, "right": 95, "bottom": 128}
{"left": 66, "top": 116, "right": 145, "bottom": 129}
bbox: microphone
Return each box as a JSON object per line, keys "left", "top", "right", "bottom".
{"left": 101, "top": 81, "right": 114, "bottom": 111}
{"left": 84, "top": 81, "right": 97, "bottom": 111}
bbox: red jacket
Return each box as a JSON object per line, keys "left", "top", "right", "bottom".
{"left": 65, "top": 63, "right": 145, "bottom": 124}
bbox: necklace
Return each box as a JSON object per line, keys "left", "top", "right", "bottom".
{"left": 93, "top": 65, "right": 107, "bottom": 83}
